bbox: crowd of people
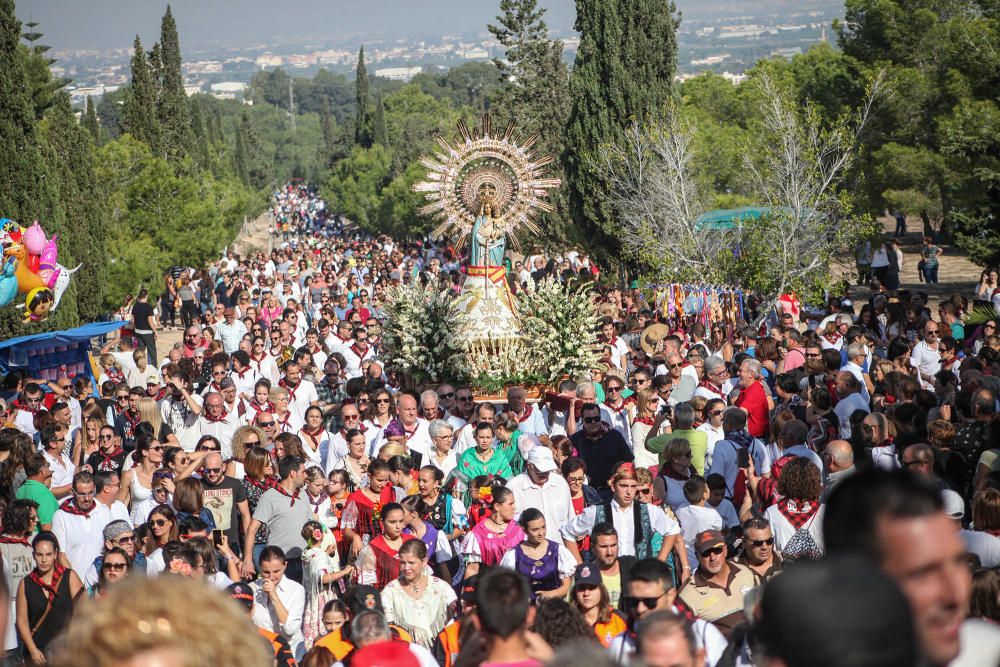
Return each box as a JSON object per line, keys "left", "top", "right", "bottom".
{"left": 0, "top": 182, "right": 998, "bottom": 666}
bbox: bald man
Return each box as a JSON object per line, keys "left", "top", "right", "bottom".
{"left": 821, "top": 440, "right": 855, "bottom": 503}
{"left": 200, "top": 450, "right": 251, "bottom": 556}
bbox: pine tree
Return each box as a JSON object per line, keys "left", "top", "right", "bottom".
{"left": 19, "top": 20, "right": 69, "bottom": 119}
{"left": 239, "top": 112, "right": 267, "bottom": 189}
{"left": 563, "top": 0, "right": 679, "bottom": 261}
{"left": 319, "top": 97, "right": 336, "bottom": 167}
{"left": 354, "top": 46, "right": 371, "bottom": 147}
{"left": 156, "top": 5, "right": 192, "bottom": 163}
{"left": 83, "top": 95, "right": 100, "bottom": 143}
{"left": 125, "top": 35, "right": 160, "bottom": 152}
{"left": 489, "top": 0, "right": 573, "bottom": 245}
{"left": 372, "top": 92, "right": 388, "bottom": 146}
{"left": 0, "top": 0, "right": 72, "bottom": 334}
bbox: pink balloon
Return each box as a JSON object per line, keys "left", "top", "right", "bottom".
{"left": 23, "top": 222, "right": 46, "bottom": 256}
{"left": 39, "top": 235, "right": 58, "bottom": 273}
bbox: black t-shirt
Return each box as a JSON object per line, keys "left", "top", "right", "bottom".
{"left": 202, "top": 476, "right": 248, "bottom": 550}
{"left": 132, "top": 302, "right": 155, "bottom": 332}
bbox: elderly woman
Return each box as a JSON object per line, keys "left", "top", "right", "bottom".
{"left": 426, "top": 419, "right": 457, "bottom": 479}
{"left": 270, "top": 386, "right": 301, "bottom": 433}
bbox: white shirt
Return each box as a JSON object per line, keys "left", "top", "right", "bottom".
{"left": 251, "top": 576, "right": 306, "bottom": 660}
{"left": 604, "top": 337, "right": 631, "bottom": 371}
{"left": 196, "top": 413, "right": 237, "bottom": 460}
{"left": 697, "top": 422, "right": 725, "bottom": 469}
{"left": 248, "top": 354, "right": 280, "bottom": 384}
{"left": 909, "top": 339, "right": 941, "bottom": 390}
{"left": 764, "top": 503, "right": 825, "bottom": 554}
{"left": 675, "top": 505, "right": 724, "bottom": 570}
{"left": 231, "top": 367, "right": 260, "bottom": 399}
{"left": 43, "top": 450, "right": 75, "bottom": 489}
{"left": 509, "top": 405, "right": 548, "bottom": 436}
{"left": 841, "top": 361, "right": 871, "bottom": 403}
{"left": 283, "top": 380, "right": 319, "bottom": 424}
{"left": 51, "top": 505, "right": 107, "bottom": 577}
{"left": 507, "top": 472, "right": 575, "bottom": 543}
{"left": 561, "top": 502, "right": 679, "bottom": 558}
{"left": 341, "top": 344, "right": 376, "bottom": 380}
{"left": 426, "top": 449, "right": 458, "bottom": 480}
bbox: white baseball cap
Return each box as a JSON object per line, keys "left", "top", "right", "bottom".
{"left": 941, "top": 489, "right": 964, "bottom": 520}
{"left": 527, "top": 447, "right": 558, "bottom": 473}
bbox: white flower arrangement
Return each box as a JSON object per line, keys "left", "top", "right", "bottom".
{"left": 380, "top": 281, "right": 468, "bottom": 383}
{"left": 518, "top": 278, "right": 601, "bottom": 384}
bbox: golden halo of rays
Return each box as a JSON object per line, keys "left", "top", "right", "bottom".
{"left": 413, "top": 114, "right": 562, "bottom": 250}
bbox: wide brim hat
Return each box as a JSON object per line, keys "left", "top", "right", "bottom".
{"left": 640, "top": 323, "right": 671, "bottom": 355}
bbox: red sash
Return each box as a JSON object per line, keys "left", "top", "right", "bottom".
{"left": 59, "top": 499, "right": 95, "bottom": 517}
{"left": 370, "top": 534, "right": 416, "bottom": 590}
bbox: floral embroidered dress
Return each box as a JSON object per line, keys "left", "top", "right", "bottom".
{"left": 341, "top": 486, "right": 395, "bottom": 548}
{"left": 381, "top": 575, "right": 457, "bottom": 649}
{"left": 302, "top": 541, "right": 342, "bottom": 648}
{"left": 461, "top": 520, "right": 524, "bottom": 569}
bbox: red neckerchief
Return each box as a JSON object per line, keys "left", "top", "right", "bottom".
{"left": 307, "top": 490, "right": 325, "bottom": 514}
{"left": 301, "top": 427, "right": 325, "bottom": 451}
{"left": 633, "top": 416, "right": 656, "bottom": 426}
{"left": 604, "top": 399, "right": 629, "bottom": 416}
{"left": 107, "top": 368, "right": 125, "bottom": 384}
{"left": 95, "top": 447, "right": 124, "bottom": 468}
{"left": 349, "top": 342, "right": 369, "bottom": 358}
{"left": 309, "top": 344, "right": 323, "bottom": 355}
{"left": 123, "top": 410, "right": 141, "bottom": 428}
{"left": 279, "top": 379, "right": 299, "bottom": 402}
{"left": 335, "top": 333, "right": 351, "bottom": 344}
{"left": 698, "top": 379, "right": 725, "bottom": 398}
{"left": 604, "top": 335, "right": 619, "bottom": 346}
{"left": 14, "top": 399, "right": 38, "bottom": 415}
{"left": 513, "top": 405, "right": 533, "bottom": 423}
{"left": 250, "top": 400, "right": 274, "bottom": 416}
{"left": 339, "top": 424, "right": 367, "bottom": 440}
{"left": 823, "top": 332, "right": 841, "bottom": 346}
{"left": 209, "top": 382, "right": 224, "bottom": 393}
{"left": 401, "top": 421, "right": 418, "bottom": 441}
{"left": 0, "top": 535, "right": 30, "bottom": 546}
{"left": 274, "top": 483, "right": 301, "bottom": 507}
{"left": 234, "top": 367, "right": 253, "bottom": 380}
{"left": 276, "top": 411, "right": 294, "bottom": 432}
{"left": 245, "top": 475, "right": 278, "bottom": 492}
{"left": 249, "top": 352, "right": 267, "bottom": 364}
{"left": 59, "top": 498, "right": 95, "bottom": 517}
{"left": 151, "top": 388, "right": 167, "bottom": 401}
{"left": 776, "top": 498, "right": 819, "bottom": 529}
{"left": 202, "top": 409, "right": 230, "bottom": 424}
{"left": 30, "top": 563, "right": 66, "bottom": 601}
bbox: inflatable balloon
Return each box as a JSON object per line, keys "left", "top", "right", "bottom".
{"left": 22, "top": 286, "right": 54, "bottom": 323}
{"left": 23, "top": 222, "right": 46, "bottom": 255}
{"left": 0, "top": 258, "right": 17, "bottom": 308}
{"left": 3, "top": 244, "right": 46, "bottom": 293}
{"left": 39, "top": 235, "right": 58, "bottom": 273}
{"left": 50, "top": 262, "right": 81, "bottom": 310}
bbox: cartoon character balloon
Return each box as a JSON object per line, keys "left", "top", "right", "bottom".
{"left": 22, "top": 287, "right": 54, "bottom": 323}
{"left": 0, "top": 219, "right": 81, "bottom": 323}
{"left": 22, "top": 222, "right": 46, "bottom": 274}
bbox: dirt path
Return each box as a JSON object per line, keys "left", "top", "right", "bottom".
{"left": 839, "top": 215, "right": 983, "bottom": 309}
{"left": 156, "top": 211, "right": 273, "bottom": 352}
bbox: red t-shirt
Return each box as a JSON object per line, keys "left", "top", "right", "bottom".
{"left": 735, "top": 381, "right": 770, "bottom": 438}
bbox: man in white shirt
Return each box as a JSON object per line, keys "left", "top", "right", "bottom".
{"left": 504, "top": 386, "right": 548, "bottom": 436}
{"left": 251, "top": 546, "right": 306, "bottom": 661}
{"left": 93, "top": 471, "right": 132, "bottom": 526}
{"left": 341, "top": 327, "right": 376, "bottom": 380}
{"left": 197, "top": 392, "right": 237, "bottom": 459}
{"left": 507, "top": 448, "right": 574, "bottom": 543}
{"left": 279, "top": 361, "right": 319, "bottom": 425}
{"left": 841, "top": 342, "right": 872, "bottom": 403}
{"left": 51, "top": 472, "right": 106, "bottom": 577}
{"left": 833, "top": 372, "right": 870, "bottom": 439}
{"left": 600, "top": 320, "right": 632, "bottom": 371}
{"left": 394, "top": 393, "right": 433, "bottom": 459}
{"left": 909, "top": 321, "right": 942, "bottom": 390}
{"left": 214, "top": 308, "right": 248, "bottom": 355}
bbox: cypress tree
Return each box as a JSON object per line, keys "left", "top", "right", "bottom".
{"left": 157, "top": 5, "right": 192, "bottom": 163}
{"left": 563, "top": 0, "right": 679, "bottom": 261}
{"left": 240, "top": 112, "right": 267, "bottom": 189}
{"left": 354, "top": 46, "right": 371, "bottom": 147}
{"left": 83, "top": 95, "right": 100, "bottom": 143}
{"left": 320, "top": 98, "right": 336, "bottom": 167}
{"left": 41, "top": 94, "right": 106, "bottom": 321}
{"left": 189, "top": 97, "right": 210, "bottom": 168}
{"left": 233, "top": 122, "right": 250, "bottom": 187}
{"left": 372, "top": 92, "right": 387, "bottom": 146}
{"left": 125, "top": 35, "right": 160, "bottom": 152}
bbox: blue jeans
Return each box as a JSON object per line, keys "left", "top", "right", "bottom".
{"left": 923, "top": 263, "right": 939, "bottom": 283}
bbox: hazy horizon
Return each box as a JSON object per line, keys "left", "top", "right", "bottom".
{"left": 16, "top": 0, "right": 837, "bottom": 52}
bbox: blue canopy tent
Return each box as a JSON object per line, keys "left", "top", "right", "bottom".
{"left": 694, "top": 206, "right": 770, "bottom": 231}
{"left": 0, "top": 321, "right": 126, "bottom": 391}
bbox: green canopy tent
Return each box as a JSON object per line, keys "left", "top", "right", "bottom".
{"left": 694, "top": 206, "right": 770, "bottom": 231}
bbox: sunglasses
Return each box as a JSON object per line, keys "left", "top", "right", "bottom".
{"left": 99, "top": 435, "right": 114, "bottom": 441}
{"left": 203, "top": 467, "right": 222, "bottom": 474}
{"left": 607, "top": 386, "right": 622, "bottom": 392}
{"left": 257, "top": 421, "right": 275, "bottom": 428}
{"left": 668, "top": 363, "right": 684, "bottom": 370}
{"left": 244, "top": 439, "right": 260, "bottom": 445}
{"left": 149, "top": 446, "right": 164, "bottom": 452}
{"left": 151, "top": 518, "right": 170, "bottom": 527}
{"left": 439, "top": 391, "right": 455, "bottom": 399}
{"left": 623, "top": 593, "right": 666, "bottom": 610}
{"left": 375, "top": 398, "right": 391, "bottom": 404}
{"left": 749, "top": 538, "right": 775, "bottom": 547}
{"left": 199, "top": 445, "right": 221, "bottom": 452}
{"left": 700, "top": 546, "right": 725, "bottom": 557}
{"left": 343, "top": 414, "right": 360, "bottom": 420}
{"left": 116, "top": 395, "right": 129, "bottom": 401}
{"left": 117, "top": 535, "right": 135, "bottom": 544}
{"left": 458, "top": 396, "right": 474, "bottom": 402}
{"left": 102, "top": 562, "right": 127, "bottom": 572}
{"left": 583, "top": 416, "right": 601, "bottom": 424}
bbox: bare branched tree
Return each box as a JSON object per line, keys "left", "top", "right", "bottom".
{"left": 595, "top": 68, "right": 890, "bottom": 320}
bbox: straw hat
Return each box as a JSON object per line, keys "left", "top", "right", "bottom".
{"left": 640, "top": 323, "right": 671, "bottom": 355}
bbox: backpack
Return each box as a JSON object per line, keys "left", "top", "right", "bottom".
{"left": 781, "top": 513, "right": 823, "bottom": 562}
